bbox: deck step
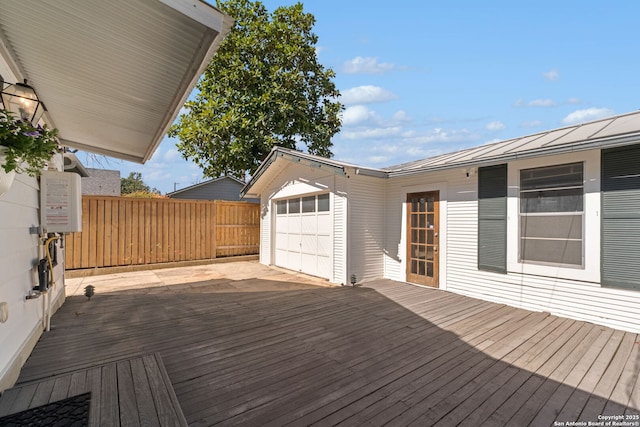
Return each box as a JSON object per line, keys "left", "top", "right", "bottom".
{"left": 0, "top": 352, "right": 187, "bottom": 427}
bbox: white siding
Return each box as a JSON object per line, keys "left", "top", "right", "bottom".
{"left": 259, "top": 192, "right": 272, "bottom": 266}
{"left": 347, "top": 174, "right": 386, "bottom": 283}
{"left": 382, "top": 159, "right": 640, "bottom": 333}
{"left": 333, "top": 175, "right": 348, "bottom": 284}
{"left": 0, "top": 174, "right": 66, "bottom": 391}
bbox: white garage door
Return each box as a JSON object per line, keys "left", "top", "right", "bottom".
{"left": 274, "top": 193, "right": 331, "bottom": 279}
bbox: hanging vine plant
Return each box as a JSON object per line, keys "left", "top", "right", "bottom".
{"left": 0, "top": 108, "right": 59, "bottom": 177}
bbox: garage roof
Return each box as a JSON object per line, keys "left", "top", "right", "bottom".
{"left": 0, "top": 0, "right": 232, "bottom": 163}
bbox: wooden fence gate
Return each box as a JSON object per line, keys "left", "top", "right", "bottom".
{"left": 65, "top": 196, "right": 260, "bottom": 270}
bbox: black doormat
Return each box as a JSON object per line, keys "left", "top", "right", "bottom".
{"left": 0, "top": 392, "right": 90, "bottom": 427}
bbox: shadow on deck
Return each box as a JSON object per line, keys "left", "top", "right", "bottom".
{"left": 2, "top": 275, "right": 639, "bottom": 426}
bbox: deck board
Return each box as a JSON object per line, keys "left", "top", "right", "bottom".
{"left": 5, "top": 275, "right": 639, "bottom": 426}
{"left": 0, "top": 353, "right": 186, "bottom": 427}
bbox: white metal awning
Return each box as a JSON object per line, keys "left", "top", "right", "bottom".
{"left": 0, "top": 0, "right": 232, "bottom": 163}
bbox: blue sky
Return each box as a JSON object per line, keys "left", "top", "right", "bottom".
{"left": 81, "top": 0, "right": 640, "bottom": 194}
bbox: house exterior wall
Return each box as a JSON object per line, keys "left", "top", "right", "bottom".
{"left": 346, "top": 173, "right": 386, "bottom": 283}
{"left": 382, "top": 150, "right": 640, "bottom": 333}
{"left": 0, "top": 173, "right": 66, "bottom": 392}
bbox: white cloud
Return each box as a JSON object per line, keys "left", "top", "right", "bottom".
{"left": 341, "top": 105, "right": 377, "bottom": 126}
{"left": 521, "top": 120, "right": 543, "bottom": 128}
{"left": 486, "top": 121, "right": 505, "bottom": 131}
{"left": 567, "top": 98, "right": 581, "bottom": 104}
{"left": 543, "top": 69, "right": 560, "bottom": 81}
{"left": 562, "top": 108, "right": 615, "bottom": 125}
{"left": 164, "top": 149, "right": 180, "bottom": 162}
{"left": 514, "top": 98, "right": 556, "bottom": 108}
{"left": 342, "top": 56, "right": 395, "bottom": 74}
{"left": 341, "top": 85, "right": 397, "bottom": 105}
{"left": 392, "top": 110, "right": 412, "bottom": 123}
{"left": 528, "top": 99, "right": 556, "bottom": 107}
{"left": 410, "top": 128, "right": 477, "bottom": 144}
{"left": 342, "top": 126, "right": 402, "bottom": 140}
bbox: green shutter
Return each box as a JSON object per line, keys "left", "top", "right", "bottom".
{"left": 602, "top": 145, "right": 640, "bottom": 291}
{"left": 478, "top": 164, "right": 507, "bottom": 273}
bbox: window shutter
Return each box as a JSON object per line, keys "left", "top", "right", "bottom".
{"left": 478, "top": 164, "right": 507, "bottom": 273}
{"left": 602, "top": 145, "right": 640, "bottom": 290}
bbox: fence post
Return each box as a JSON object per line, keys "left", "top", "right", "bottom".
{"left": 212, "top": 200, "right": 217, "bottom": 259}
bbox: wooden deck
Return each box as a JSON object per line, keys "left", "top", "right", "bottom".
{"left": 4, "top": 276, "right": 640, "bottom": 426}
{"left": 0, "top": 353, "right": 187, "bottom": 426}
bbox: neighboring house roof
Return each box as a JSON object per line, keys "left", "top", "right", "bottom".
{"left": 0, "top": 0, "right": 232, "bottom": 163}
{"left": 81, "top": 168, "right": 121, "bottom": 196}
{"left": 167, "top": 176, "right": 245, "bottom": 197}
{"left": 242, "top": 110, "right": 640, "bottom": 197}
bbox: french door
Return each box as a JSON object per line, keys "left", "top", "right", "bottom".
{"left": 406, "top": 191, "right": 440, "bottom": 287}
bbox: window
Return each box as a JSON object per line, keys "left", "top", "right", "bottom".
{"left": 519, "top": 162, "right": 583, "bottom": 267}
{"left": 288, "top": 198, "right": 300, "bottom": 214}
{"left": 317, "top": 194, "right": 330, "bottom": 212}
{"left": 276, "top": 194, "right": 329, "bottom": 215}
{"left": 276, "top": 200, "right": 287, "bottom": 215}
{"left": 302, "top": 196, "right": 316, "bottom": 213}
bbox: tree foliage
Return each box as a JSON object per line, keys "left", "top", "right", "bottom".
{"left": 168, "top": 0, "right": 343, "bottom": 179}
{"left": 120, "top": 172, "right": 160, "bottom": 196}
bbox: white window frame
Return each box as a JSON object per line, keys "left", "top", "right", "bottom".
{"left": 507, "top": 151, "right": 600, "bottom": 283}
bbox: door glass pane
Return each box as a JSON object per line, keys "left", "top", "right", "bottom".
{"left": 419, "top": 197, "right": 426, "bottom": 212}
{"left": 426, "top": 246, "right": 434, "bottom": 260}
{"left": 418, "top": 229, "right": 426, "bottom": 244}
{"left": 411, "top": 244, "right": 419, "bottom": 259}
{"left": 412, "top": 214, "right": 418, "bottom": 227}
{"left": 412, "top": 199, "right": 419, "bottom": 212}
{"left": 427, "top": 214, "right": 434, "bottom": 229}
{"left": 418, "top": 261, "right": 425, "bottom": 276}
{"left": 427, "top": 196, "right": 434, "bottom": 212}
{"left": 302, "top": 196, "right": 315, "bottom": 213}
{"left": 427, "top": 262, "right": 433, "bottom": 277}
{"left": 411, "top": 260, "right": 418, "bottom": 274}
{"left": 419, "top": 214, "right": 426, "bottom": 228}
{"left": 427, "top": 230, "right": 434, "bottom": 244}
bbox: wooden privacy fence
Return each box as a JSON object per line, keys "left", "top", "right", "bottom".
{"left": 65, "top": 196, "right": 260, "bottom": 270}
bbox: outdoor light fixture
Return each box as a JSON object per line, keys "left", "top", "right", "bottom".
{"left": 0, "top": 78, "right": 46, "bottom": 125}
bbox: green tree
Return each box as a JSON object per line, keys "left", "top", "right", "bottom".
{"left": 168, "top": 0, "right": 343, "bottom": 179}
{"left": 120, "top": 172, "right": 159, "bottom": 195}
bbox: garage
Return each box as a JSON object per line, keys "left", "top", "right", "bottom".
{"left": 274, "top": 193, "right": 331, "bottom": 279}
